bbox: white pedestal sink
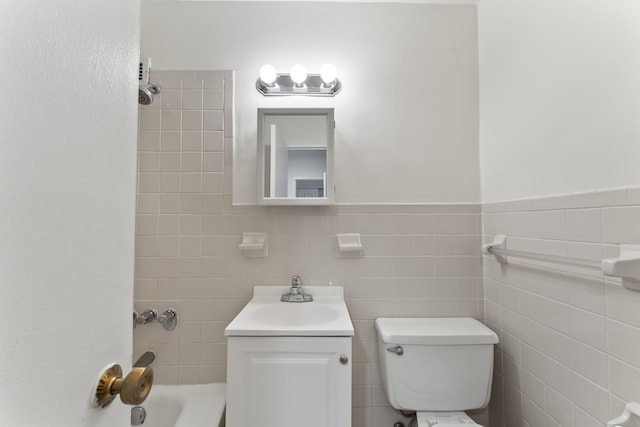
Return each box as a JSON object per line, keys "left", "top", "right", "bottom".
{"left": 225, "top": 285, "right": 354, "bottom": 427}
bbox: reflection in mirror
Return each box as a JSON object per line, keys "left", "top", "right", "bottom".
{"left": 257, "top": 108, "right": 334, "bottom": 205}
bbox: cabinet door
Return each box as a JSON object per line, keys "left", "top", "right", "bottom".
{"left": 227, "top": 337, "right": 351, "bottom": 427}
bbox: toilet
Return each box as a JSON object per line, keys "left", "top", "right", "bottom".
{"left": 375, "top": 317, "right": 499, "bottom": 427}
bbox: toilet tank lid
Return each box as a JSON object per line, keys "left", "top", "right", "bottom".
{"left": 375, "top": 317, "right": 499, "bottom": 345}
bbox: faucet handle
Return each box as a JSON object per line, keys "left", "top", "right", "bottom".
{"left": 137, "top": 309, "right": 157, "bottom": 325}
{"left": 157, "top": 308, "right": 177, "bottom": 330}
{"left": 291, "top": 275, "right": 302, "bottom": 287}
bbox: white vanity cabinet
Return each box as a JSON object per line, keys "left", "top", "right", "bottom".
{"left": 225, "top": 286, "right": 354, "bottom": 427}
{"left": 226, "top": 336, "right": 352, "bottom": 427}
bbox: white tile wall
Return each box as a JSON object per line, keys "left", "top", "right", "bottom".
{"left": 484, "top": 188, "right": 640, "bottom": 427}
{"left": 135, "top": 70, "right": 486, "bottom": 427}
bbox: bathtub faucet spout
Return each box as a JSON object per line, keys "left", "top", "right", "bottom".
{"left": 134, "top": 351, "right": 156, "bottom": 368}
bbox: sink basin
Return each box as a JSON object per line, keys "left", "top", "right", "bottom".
{"left": 225, "top": 286, "right": 354, "bottom": 337}
{"left": 251, "top": 303, "right": 340, "bottom": 326}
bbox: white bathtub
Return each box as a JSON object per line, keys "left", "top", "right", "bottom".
{"left": 135, "top": 383, "right": 226, "bottom": 427}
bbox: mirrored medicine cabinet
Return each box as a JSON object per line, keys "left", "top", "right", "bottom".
{"left": 257, "top": 108, "right": 334, "bottom": 205}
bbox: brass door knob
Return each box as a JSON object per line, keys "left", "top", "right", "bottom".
{"left": 94, "top": 364, "right": 154, "bottom": 408}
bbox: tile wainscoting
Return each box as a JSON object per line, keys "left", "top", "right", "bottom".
{"left": 484, "top": 187, "right": 640, "bottom": 427}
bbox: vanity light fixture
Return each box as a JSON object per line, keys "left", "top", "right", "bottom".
{"left": 256, "top": 63, "right": 342, "bottom": 96}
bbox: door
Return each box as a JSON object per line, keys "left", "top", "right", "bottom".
{"left": 0, "top": 1, "right": 139, "bottom": 425}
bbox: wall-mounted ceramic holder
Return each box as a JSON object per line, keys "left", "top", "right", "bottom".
{"left": 608, "top": 401, "right": 640, "bottom": 426}
{"left": 239, "top": 232, "right": 268, "bottom": 258}
{"left": 481, "top": 234, "right": 507, "bottom": 263}
{"left": 602, "top": 245, "right": 640, "bottom": 291}
{"left": 337, "top": 233, "right": 363, "bottom": 257}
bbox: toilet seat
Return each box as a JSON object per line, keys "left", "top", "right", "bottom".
{"left": 416, "top": 411, "right": 482, "bottom": 427}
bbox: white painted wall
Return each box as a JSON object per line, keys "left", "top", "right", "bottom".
{"left": 0, "top": 1, "right": 139, "bottom": 425}
{"left": 478, "top": 0, "right": 640, "bottom": 203}
{"left": 140, "top": 1, "right": 480, "bottom": 204}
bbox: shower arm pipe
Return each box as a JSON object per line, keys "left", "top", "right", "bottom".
{"left": 482, "top": 235, "right": 640, "bottom": 291}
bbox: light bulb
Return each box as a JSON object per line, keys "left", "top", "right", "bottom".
{"left": 290, "top": 64, "right": 307, "bottom": 85}
{"left": 259, "top": 64, "right": 277, "bottom": 85}
{"left": 320, "top": 64, "right": 337, "bottom": 86}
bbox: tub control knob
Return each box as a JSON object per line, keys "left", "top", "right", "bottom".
{"left": 158, "top": 308, "right": 177, "bottom": 330}
{"left": 137, "top": 308, "right": 157, "bottom": 325}
{"left": 339, "top": 355, "right": 349, "bottom": 365}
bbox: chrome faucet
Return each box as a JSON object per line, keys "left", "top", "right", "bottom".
{"left": 133, "top": 350, "right": 156, "bottom": 368}
{"left": 281, "top": 275, "right": 313, "bottom": 302}
{"left": 136, "top": 308, "right": 157, "bottom": 326}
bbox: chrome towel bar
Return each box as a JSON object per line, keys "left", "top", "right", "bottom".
{"left": 482, "top": 235, "right": 640, "bottom": 291}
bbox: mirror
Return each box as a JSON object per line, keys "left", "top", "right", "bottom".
{"left": 257, "top": 108, "right": 334, "bottom": 205}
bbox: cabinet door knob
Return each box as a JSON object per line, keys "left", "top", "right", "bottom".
{"left": 339, "top": 355, "right": 348, "bottom": 365}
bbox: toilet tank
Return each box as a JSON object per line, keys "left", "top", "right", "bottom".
{"left": 375, "top": 318, "right": 498, "bottom": 412}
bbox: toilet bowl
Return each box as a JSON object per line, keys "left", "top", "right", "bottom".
{"left": 375, "top": 317, "right": 499, "bottom": 427}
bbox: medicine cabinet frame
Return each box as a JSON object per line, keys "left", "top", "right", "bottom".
{"left": 257, "top": 108, "right": 335, "bottom": 206}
